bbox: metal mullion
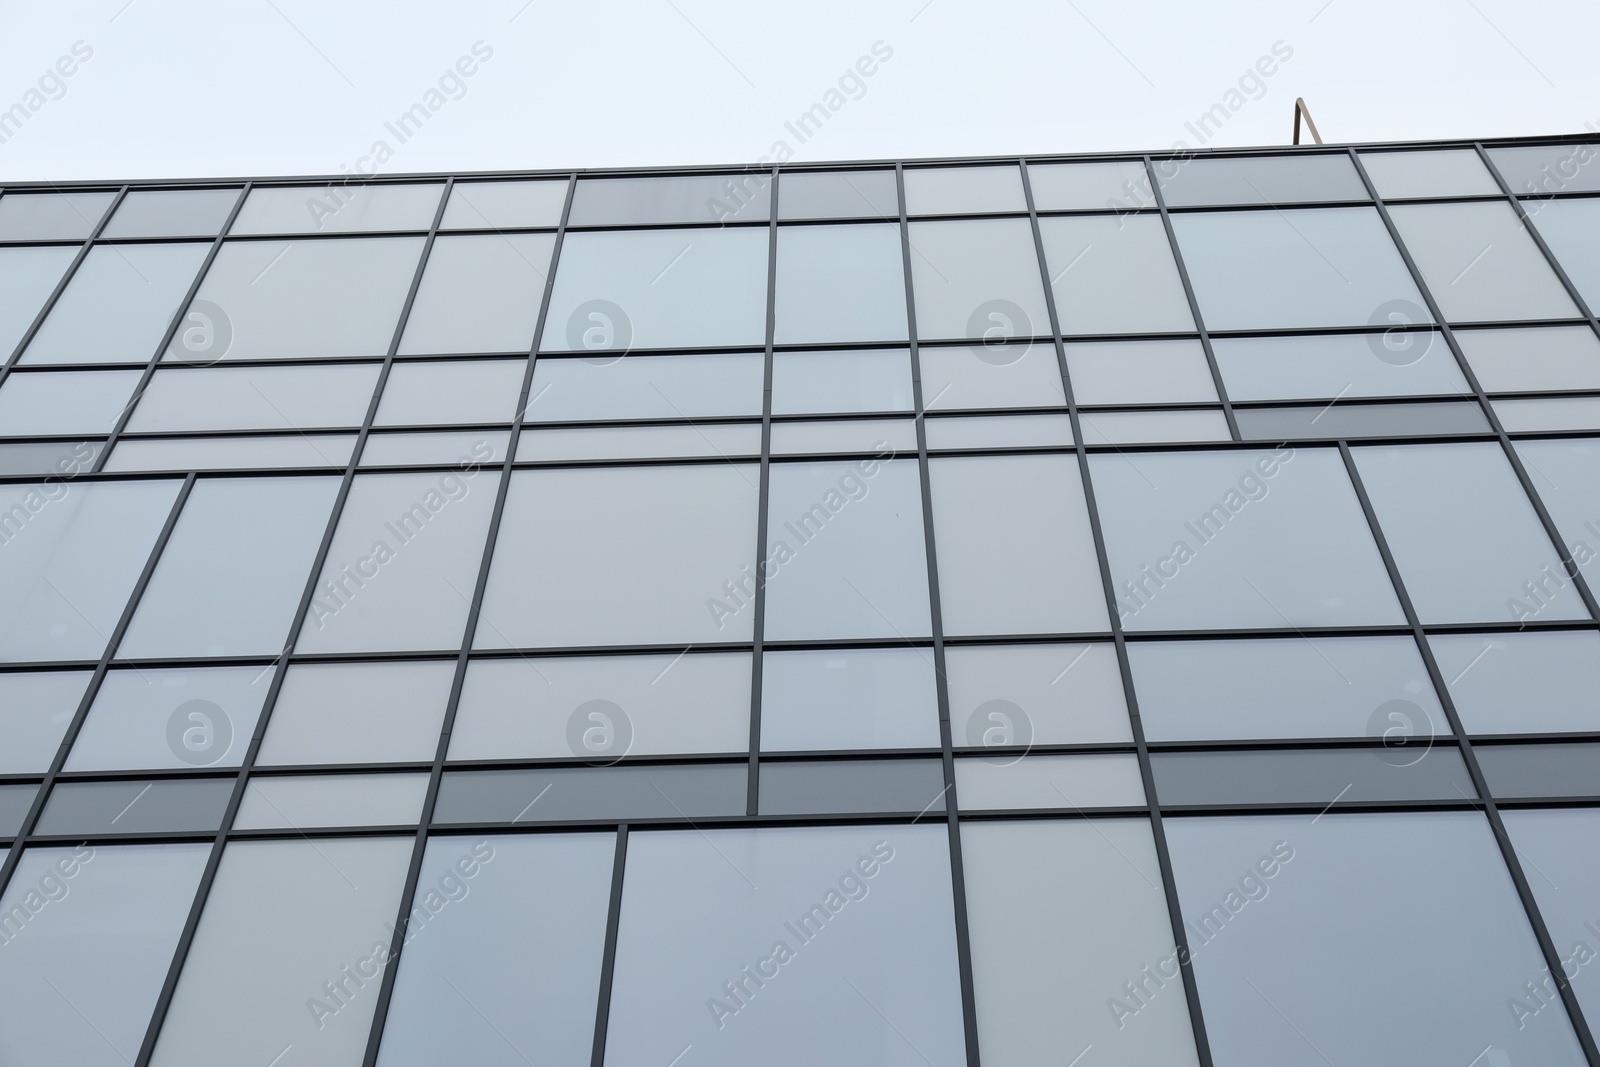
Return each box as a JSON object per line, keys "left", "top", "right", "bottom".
{"left": 358, "top": 172, "right": 577, "bottom": 1067}
{"left": 588, "top": 825, "right": 629, "bottom": 1067}
{"left": 91, "top": 183, "right": 251, "bottom": 474}
{"left": 1337, "top": 440, "right": 1600, "bottom": 1064}
{"left": 0, "top": 471, "right": 196, "bottom": 901}
{"left": 746, "top": 167, "right": 779, "bottom": 815}
{"left": 1020, "top": 158, "right": 1218, "bottom": 1067}
{"left": 895, "top": 162, "right": 984, "bottom": 1067}
{"left": 128, "top": 178, "right": 457, "bottom": 1067}
{"left": 1347, "top": 149, "right": 1600, "bottom": 625}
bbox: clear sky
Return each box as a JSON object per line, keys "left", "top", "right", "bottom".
{"left": 1, "top": 0, "right": 1597, "bottom": 181}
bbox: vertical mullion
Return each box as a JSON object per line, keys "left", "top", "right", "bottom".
{"left": 359, "top": 173, "right": 577, "bottom": 1067}
{"left": 588, "top": 825, "right": 630, "bottom": 1067}
{"left": 1143, "top": 157, "right": 1240, "bottom": 441}
{"left": 896, "top": 162, "right": 983, "bottom": 1067}
{"left": 129, "top": 178, "right": 456, "bottom": 1067}
{"left": 1021, "top": 159, "right": 1217, "bottom": 1067}
{"left": 747, "top": 167, "right": 779, "bottom": 815}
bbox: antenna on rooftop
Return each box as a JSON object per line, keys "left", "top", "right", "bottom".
{"left": 1292, "top": 98, "right": 1323, "bottom": 145}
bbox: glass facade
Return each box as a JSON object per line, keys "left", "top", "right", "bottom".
{"left": 2, "top": 139, "right": 1600, "bottom": 1066}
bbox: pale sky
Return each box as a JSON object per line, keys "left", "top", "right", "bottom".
{"left": 1, "top": 0, "right": 1597, "bottom": 181}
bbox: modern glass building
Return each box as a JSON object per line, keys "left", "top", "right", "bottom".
{"left": 3, "top": 136, "right": 1600, "bottom": 1066}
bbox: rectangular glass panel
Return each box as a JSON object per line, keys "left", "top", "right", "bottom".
{"left": 773, "top": 223, "right": 907, "bottom": 344}
{"left": 1028, "top": 159, "right": 1153, "bottom": 211}
{"left": 360, "top": 430, "right": 507, "bottom": 468}
{"left": 1501, "top": 809, "right": 1600, "bottom": 1027}
{"left": 946, "top": 642, "right": 1131, "bottom": 747}
{"left": 439, "top": 178, "right": 568, "bottom": 229}
{"left": 1523, "top": 196, "right": 1600, "bottom": 312}
{"left": 1066, "top": 340, "right": 1217, "bottom": 405}
{"left": 758, "top": 758, "right": 947, "bottom": 814}
{"left": 1489, "top": 144, "right": 1600, "bottom": 196}
{"left": 1476, "top": 742, "right": 1600, "bottom": 798}
{"left": 777, "top": 169, "right": 898, "bottom": 220}
{"left": 21, "top": 243, "right": 210, "bottom": 364}
{"left": 0, "top": 191, "right": 116, "bottom": 240}
{"left": 230, "top": 182, "right": 443, "bottom": 234}
{"left": 1358, "top": 149, "right": 1499, "bottom": 199}
{"left": 568, "top": 173, "right": 769, "bottom": 226}
{"left": 923, "top": 413, "right": 1074, "bottom": 450}
{"left": 1496, "top": 397, "right": 1600, "bottom": 432}
{"left": 374, "top": 359, "right": 525, "bottom": 425}
{"left": 102, "top": 188, "right": 242, "bottom": 238}
{"left": 105, "top": 434, "right": 356, "bottom": 471}
{"left": 526, "top": 352, "right": 762, "bottom": 421}
{"left": 1213, "top": 331, "right": 1467, "bottom": 400}
{"left": 956, "top": 753, "right": 1145, "bottom": 809}
{"left": 0, "top": 440, "right": 102, "bottom": 477}
{"left": 770, "top": 349, "right": 912, "bottom": 414}
{"left": 0, "top": 369, "right": 141, "bottom": 435}
{"left": 1389, "top": 201, "right": 1579, "bottom": 322}
{"left": 760, "top": 647, "right": 940, "bottom": 751}
{"left": 1079, "top": 408, "right": 1232, "bottom": 444}
{"left": 433, "top": 764, "right": 747, "bottom": 823}
{"left": 1233, "top": 400, "right": 1490, "bottom": 440}
{"left": 903, "top": 164, "right": 1026, "bottom": 214}
{"left": 68, "top": 665, "right": 275, "bottom": 771}
{"left": 396, "top": 233, "right": 552, "bottom": 355}
{"left": 1431, "top": 630, "right": 1600, "bottom": 735}
{"left": 908, "top": 218, "right": 1049, "bottom": 341}
{"left": 1515, "top": 438, "right": 1600, "bottom": 589}
{"left": 1458, "top": 325, "right": 1600, "bottom": 392}
{"left": 0, "top": 246, "right": 77, "bottom": 357}
{"left": 1151, "top": 747, "right": 1473, "bottom": 805}
{"left": 0, "top": 670, "right": 90, "bottom": 773}
{"left": 233, "top": 772, "right": 431, "bottom": 829}
{"left": 1041, "top": 214, "right": 1195, "bottom": 333}
{"left": 126, "top": 363, "right": 380, "bottom": 432}
{"left": 257, "top": 660, "right": 454, "bottom": 765}
{"left": 768, "top": 418, "right": 916, "bottom": 455}
{"left": 920, "top": 342, "right": 1065, "bottom": 410}
{"left": 36, "top": 778, "right": 234, "bottom": 835}
{"left": 0, "top": 785, "right": 35, "bottom": 836}
{"left": 517, "top": 422, "right": 760, "bottom": 461}
{"left": 1161, "top": 154, "right": 1368, "bottom": 206}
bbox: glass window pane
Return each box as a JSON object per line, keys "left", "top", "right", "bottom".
{"left": 526, "top": 352, "right": 762, "bottom": 422}
{"left": 1090, "top": 447, "right": 1404, "bottom": 630}
{"left": 773, "top": 223, "right": 907, "bottom": 344}
{"left": 479, "top": 464, "right": 758, "bottom": 647}
{"left": 908, "top": 218, "right": 1049, "bottom": 341}
{"left": 541, "top": 228, "right": 767, "bottom": 351}
{"left": 0, "top": 369, "right": 140, "bottom": 435}
{"left": 777, "top": 169, "right": 898, "bottom": 220}
{"left": 962, "top": 819, "right": 1200, "bottom": 1067}
{"left": 1080, "top": 408, "right": 1232, "bottom": 444}
{"left": 150, "top": 838, "right": 413, "bottom": 1067}
{"left": 37, "top": 778, "right": 234, "bottom": 835}
{"left": 1171, "top": 207, "right": 1425, "bottom": 330}
{"left": 604, "top": 824, "right": 966, "bottom": 1067}
{"left": 175, "top": 237, "right": 425, "bottom": 360}
{"left": 1066, "top": 340, "right": 1217, "bottom": 405}
{"left": 0, "top": 843, "right": 210, "bottom": 1067}
{"left": 517, "top": 422, "right": 761, "bottom": 461}
{"left": 294, "top": 469, "right": 500, "bottom": 654}
{"left": 0, "top": 479, "right": 181, "bottom": 662}
{"left": 956, "top": 753, "right": 1145, "bottom": 809}
{"left": 1234, "top": 399, "right": 1490, "bottom": 441}
{"left": 361, "top": 430, "right": 508, "bottom": 468}
{"left": 230, "top": 182, "right": 443, "bottom": 235}
{"left": 1153, "top": 746, "right": 1473, "bottom": 805}
{"left": 0, "top": 190, "right": 116, "bottom": 240}
{"left": 1501, "top": 808, "right": 1600, "bottom": 1027}
{"left": 126, "top": 363, "right": 379, "bottom": 432}
{"left": 1213, "top": 331, "right": 1467, "bottom": 400}
{"left": 103, "top": 188, "right": 241, "bottom": 238}
{"left": 1359, "top": 149, "right": 1499, "bottom": 199}
{"left": 0, "top": 439, "right": 102, "bottom": 477}
{"left": 930, "top": 454, "right": 1107, "bottom": 635}
{"left": 568, "top": 174, "right": 769, "bottom": 226}
{"left": 1458, "top": 325, "right": 1600, "bottom": 393}
{"left": 0, "top": 784, "right": 35, "bottom": 835}
{"left": 0, "top": 246, "right": 77, "bottom": 357}
{"left": 919, "top": 342, "right": 1065, "bottom": 410}
{"left": 760, "top": 647, "right": 939, "bottom": 751}
{"left": 375, "top": 359, "right": 525, "bottom": 425}
{"left": 233, "top": 773, "right": 430, "bottom": 829}
{"left": 450, "top": 652, "right": 750, "bottom": 760}
{"left": 763, "top": 458, "right": 929, "bottom": 641}
{"left": 923, "top": 412, "right": 1073, "bottom": 450}
{"left": 1160, "top": 154, "right": 1368, "bottom": 206}
{"left": 120, "top": 476, "right": 341, "bottom": 658}
{"left": 68, "top": 665, "right": 274, "bottom": 771}
{"left": 1166, "top": 812, "right": 1589, "bottom": 1066}
{"left": 1041, "top": 214, "right": 1195, "bottom": 333}
{"left": 1476, "top": 742, "right": 1600, "bottom": 798}
{"left": 396, "top": 233, "right": 552, "bottom": 355}
{"left": 21, "top": 243, "right": 210, "bottom": 364}
{"left": 1028, "top": 159, "right": 1153, "bottom": 211}
{"left": 758, "top": 758, "right": 946, "bottom": 814}
{"left": 1431, "top": 630, "right": 1600, "bottom": 734}
{"left": 257, "top": 660, "right": 453, "bottom": 765}
{"left": 439, "top": 178, "right": 568, "bottom": 230}
{"left": 903, "top": 164, "right": 1026, "bottom": 214}
{"left": 1389, "top": 201, "right": 1579, "bottom": 322}
{"left": 947, "top": 642, "right": 1130, "bottom": 746}
{"left": 771, "top": 349, "right": 913, "bottom": 414}
{"left": 1496, "top": 397, "right": 1600, "bottom": 432}
{"left": 1516, "top": 437, "right": 1600, "bottom": 587}
{"left": 1523, "top": 196, "right": 1600, "bottom": 312}
{"left": 769, "top": 418, "right": 916, "bottom": 455}
{"left": 105, "top": 434, "right": 355, "bottom": 471}
{"left": 1353, "top": 442, "right": 1587, "bottom": 624}
{"left": 0, "top": 670, "right": 90, "bottom": 773}
{"left": 375, "top": 833, "right": 615, "bottom": 1067}
{"left": 434, "top": 764, "right": 747, "bottom": 823}
{"left": 1488, "top": 144, "right": 1600, "bottom": 196}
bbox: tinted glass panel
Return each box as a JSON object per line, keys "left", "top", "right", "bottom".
{"left": 231, "top": 182, "right": 443, "bottom": 234}
{"left": 1524, "top": 196, "right": 1600, "bottom": 312}
{"left": 126, "top": 363, "right": 379, "bottom": 432}
{"left": 773, "top": 223, "right": 907, "bottom": 344}
{"left": 233, "top": 772, "right": 430, "bottom": 829}
{"left": 1160, "top": 154, "right": 1368, "bottom": 206}
{"left": 0, "top": 670, "right": 90, "bottom": 773}
{"left": 1040, "top": 214, "right": 1194, "bottom": 334}
{"left": 903, "top": 164, "right": 1026, "bottom": 214}
{"left": 759, "top": 758, "right": 947, "bottom": 814}
{"left": 1476, "top": 742, "right": 1600, "bottom": 798}
{"left": 1027, "top": 159, "right": 1152, "bottom": 210}
{"left": 103, "top": 188, "right": 241, "bottom": 238}
{"left": 946, "top": 642, "right": 1131, "bottom": 746}
{"left": 955, "top": 753, "right": 1146, "bottom": 809}
{"left": 760, "top": 647, "right": 939, "bottom": 751}
{"left": 1431, "top": 630, "right": 1600, "bottom": 734}
{"left": 1489, "top": 144, "right": 1600, "bottom": 196}
{"left": 1501, "top": 808, "right": 1600, "bottom": 1027}
{"left": 1512, "top": 437, "right": 1600, "bottom": 586}
{"left": 1213, "top": 331, "right": 1467, "bottom": 400}
{"left": 257, "top": 660, "right": 453, "bottom": 765}
{"left": 1458, "top": 325, "right": 1600, "bottom": 392}
{"left": 105, "top": 434, "right": 356, "bottom": 471}
{"left": 908, "top": 218, "right": 1050, "bottom": 341}
{"left": 439, "top": 178, "right": 568, "bottom": 229}
{"left": 36, "top": 778, "right": 234, "bottom": 835}
{"left": 22, "top": 243, "right": 209, "bottom": 364}
{"left": 433, "top": 764, "right": 747, "bottom": 823}
{"left": 0, "top": 369, "right": 141, "bottom": 435}
{"left": 1152, "top": 747, "right": 1472, "bottom": 806}
{"left": 771, "top": 349, "right": 913, "bottom": 414}
{"left": 568, "top": 174, "right": 769, "bottom": 226}
{"left": 777, "top": 169, "right": 898, "bottom": 220}
{"left": 1234, "top": 400, "right": 1490, "bottom": 440}
{"left": 1066, "top": 339, "right": 1216, "bottom": 405}
{"left": 919, "top": 342, "right": 1065, "bottom": 410}
{"left": 0, "top": 190, "right": 115, "bottom": 240}
{"left": 68, "top": 665, "right": 274, "bottom": 771}
{"left": 526, "top": 352, "right": 763, "bottom": 421}
{"left": 1359, "top": 149, "right": 1499, "bottom": 199}
{"left": 1390, "top": 201, "right": 1579, "bottom": 322}
{"left": 397, "top": 233, "right": 552, "bottom": 355}
{"left": 374, "top": 359, "right": 526, "bottom": 425}
{"left": 0, "top": 246, "right": 77, "bottom": 357}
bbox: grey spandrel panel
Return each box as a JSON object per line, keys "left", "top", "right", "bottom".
{"left": 1166, "top": 812, "right": 1589, "bottom": 1067}
{"left": 0, "top": 843, "right": 210, "bottom": 1067}
{"left": 0, "top": 369, "right": 140, "bottom": 435}
{"left": 1430, "top": 630, "right": 1600, "bottom": 735}
{"left": 126, "top": 363, "right": 380, "bottom": 432}
{"left": 230, "top": 182, "right": 444, "bottom": 235}
{"left": 1358, "top": 149, "right": 1500, "bottom": 199}
{"left": 1064, "top": 339, "right": 1217, "bottom": 405}
{"left": 433, "top": 764, "right": 747, "bottom": 823}
{"left": 903, "top": 164, "right": 1027, "bottom": 214}
{"left": 450, "top": 652, "right": 750, "bottom": 761}
{"left": 102, "top": 188, "right": 242, "bottom": 239}
{"left": 918, "top": 342, "right": 1066, "bottom": 410}
{"left": 360, "top": 431, "right": 508, "bottom": 468}
{"left": 21, "top": 242, "right": 210, "bottom": 365}
{"left": 1040, "top": 214, "right": 1195, "bottom": 334}
{"left": 0, "top": 245, "right": 77, "bottom": 357}
{"left": 295, "top": 469, "right": 500, "bottom": 654}
{"left": 1160, "top": 153, "right": 1369, "bottom": 206}
{"left": 396, "top": 233, "right": 552, "bottom": 355}
{"left": 1131, "top": 635, "right": 1442, "bottom": 742}
{"left": 908, "top": 218, "right": 1051, "bottom": 342}
{"left": 1152, "top": 747, "right": 1473, "bottom": 806}
{"left": 1389, "top": 201, "right": 1579, "bottom": 322}
{"left": 478, "top": 464, "right": 758, "bottom": 647}
{"left": 776, "top": 169, "right": 899, "bottom": 220}
{"left": 0, "top": 190, "right": 115, "bottom": 241}
{"left": 1501, "top": 808, "right": 1600, "bottom": 1026}
{"left": 540, "top": 227, "right": 768, "bottom": 351}
{"left": 568, "top": 173, "right": 770, "bottom": 226}
{"left": 1479, "top": 742, "right": 1600, "bottom": 797}
{"left": 759, "top": 758, "right": 947, "bottom": 814}
{"left": 1212, "top": 331, "right": 1468, "bottom": 401}
{"left": 1509, "top": 438, "right": 1600, "bottom": 589}
{"left": 1028, "top": 159, "right": 1153, "bottom": 211}
{"left": 257, "top": 660, "right": 454, "bottom": 766}
{"left": 760, "top": 647, "right": 940, "bottom": 752}
{"left": 955, "top": 754, "right": 1147, "bottom": 809}
{"left": 0, "top": 670, "right": 90, "bottom": 773}
{"left": 1457, "top": 326, "right": 1600, "bottom": 393}
{"left": 149, "top": 837, "right": 413, "bottom": 1067}
{"left": 0, "top": 479, "right": 181, "bottom": 663}
{"left": 174, "top": 237, "right": 425, "bottom": 361}
{"left": 374, "top": 358, "right": 526, "bottom": 425}
{"left": 1090, "top": 447, "right": 1404, "bottom": 631}
{"left": 67, "top": 665, "right": 274, "bottom": 772}
{"left": 104, "top": 435, "right": 355, "bottom": 472}
{"left": 1079, "top": 408, "right": 1232, "bottom": 445}
{"left": 119, "top": 476, "right": 340, "bottom": 658}
{"left": 929, "top": 454, "right": 1108, "bottom": 635}
{"left": 962, "top": 819, "right": 1200, "bottom": 1067}
{"left": 0, "top": 440, "right": 102, "bottom": 477}
{"left": 0, "top": 785, "right": 35, "bottom": 836}
{"left": 1353, "top": 443, "right": 1589, "bottom": 625}
{"left": 771, "top": 349, "right": 914, "bottom": 414}
{"left": 923, "top": 412, "right": 1072, "bottom": 451}
{"left": 234, "top": 773, "right": 430, "bottom": 830}
{"left": 1490, "top": 144, "right": 1600, "bottom": 196}
{"left": 36, "top": 778, "right": 234, "bottom": 835}
{"left": 439, "top": 178, "right": 568, "bottom": 230}
{"left": 773, "top": 223, "right": 908, "bottom": 345}
{"left": 375, "top": 833, "right": 615, "bottom": 1067}
{"left": 762, "top": 458, "right": 930, "bottom": 642}
{"left": 604, "top": 824, "right": 965, "bottom": 1067}
{"left": 1496, "top": 398, "right": 1600, "bottom": 433}
{"left": 1234, "top": 400, "right": 1491, "bottom": 441}
{"left": 1170, "top": 206, "right": 1425, "bottom": 330}
{"left": 1523, "top": 196, "right": 1600, "bottom": 313}
{"left": 525, "top": 352, "right": 763, "bottom": 422}
{"left": 946, "top": 642, "right": 1132, "bottom": 746}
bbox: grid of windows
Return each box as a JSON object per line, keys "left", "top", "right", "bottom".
{"left": 3, "top": 140, "right": 1600, "bottom": 1066}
